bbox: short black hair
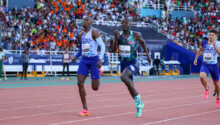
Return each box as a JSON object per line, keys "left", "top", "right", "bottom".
{"left": 209, "top": 29, "right": 218, "bottom": 35}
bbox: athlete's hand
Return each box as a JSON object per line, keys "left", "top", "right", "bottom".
{"left": 213, "top": 41, "right": 216, "bottom": 48}
{"left": 72, "top": 56, "right": 76, "bottom": 62}
{"left": 194, "top": 59, "right": 197, "bottom": 66}
{"left": 97, "top": 59, "right": 102, "bottom": 69}
{"left": 114, "top": 30, "right": 119, "bottom": 38}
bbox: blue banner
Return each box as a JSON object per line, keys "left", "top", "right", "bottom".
{"left": 4, "top": 54, "right": 22, "bottom": 65}
{"left": 4, "top": 54, "right": 110, "bottom": 66}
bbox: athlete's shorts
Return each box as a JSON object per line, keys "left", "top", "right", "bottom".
{"left": 77, "top": 56, "right": 100, "bottom": 79}
{"left": 200, "top": 63, "right": 219, "bottom": 81}
{"left": 121, "top": 59, "right": 140, "bottom": 80}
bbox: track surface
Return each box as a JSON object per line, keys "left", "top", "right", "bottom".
{"left": 0, "top": 76, "right": 219, "bottom": 125}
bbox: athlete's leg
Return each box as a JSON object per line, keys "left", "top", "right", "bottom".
{"left": 121, "top": 68, "right": 138, "bottom": 98}
{"left": 213, "top": 81, "right": 220, "bottom": 99}
{"left": 210, "top": 64, "right": 220, "bottom": 107}
{"left": 210, "top": 72, "right": 219, "bottom": 99}
{"left": 91, "top": 79, "right": 100, "bottom": 91}
{"left": 200, "top": 72, "right": 209, "bottom": 91}
{"left": 200, "top": 63, "right": 212, "bottom": 99}
{"left": 200, "top": 63, "right": 210, "bottom": 91}
{"left": 77, "top": 59, "right": 89, "bottom": 113}
{"left": 121, "top": 65, "right": 144, "bottom": 117}
{"left": 77, "top": 73, "right": 90, "bottom": 116}
{"left": 77, "top": 74, "right": 87, "bottom": 110}
{"left": 90, "top": 56, "right": 100, "bottom": 91}
{"left": 213, "top": 80, "right": 220, "bottom": 107}
{"left": 215, "top": 80, "right": 220, "bottom": 107}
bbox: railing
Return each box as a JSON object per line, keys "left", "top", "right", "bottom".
{"left": 149, "top": 24, "right": 197, "bottom": 52}
{"left": 3, "top": 51, "right": 153, "bottom": 76}
{"left": 143, "top": 3, "right": 193, "bottom": 11}
{"left": 129, "top": 1, "right": 194, "bottom": 11}
{"left": 78, "top": 19, "right": 197, "bottom": 53}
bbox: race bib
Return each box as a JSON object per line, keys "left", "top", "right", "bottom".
{"left": 119, "top": 45, "right": 131, "bottom": 58}
{"left": 204, "top": 53, "right": 214, "bottom": 61}
{"left": 82, "top": 44, "right": 92, "bottom": 55}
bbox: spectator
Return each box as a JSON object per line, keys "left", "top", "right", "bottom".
{"left": 153, "top": 55, "right": 161, "bottom": 75}
{"left": 61, "top": 49, "right": 70, "bottom": 80}
{"left": 20, "top": 49, "right": 30, "bottom": 80}
{"left": 0, "top": 47, "right": 6, "bottom": 81}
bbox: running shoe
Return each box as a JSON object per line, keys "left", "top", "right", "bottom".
{"left": 78, "top": 109, "right": 90, "bottom": 116}
{"left": 213, "top": 90, "right": 216, "bottom": 96}
{"left": 216, "top": 99, "right": 220, "bottom": 108}
{"left": 204, "top": 89, "right": 210, "bottom": 99}
{"left": 136, "top": 102, "right": 144, "bottom": 117}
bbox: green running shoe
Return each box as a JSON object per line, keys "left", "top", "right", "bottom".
{"left": 213, "top": 90, "right": 217, "bottom": 96}
{"left": 136, "top": 102, "right": 144, "bottom": 117}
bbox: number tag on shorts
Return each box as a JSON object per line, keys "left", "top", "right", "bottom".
{"left": 204, "top": 53, "right": 214, "bottom": 62}
{"left": 82, "top": 44, "right": 92, "bottom": 55}
{"left": 119, "top": 45, "right": 130, "bottom": 58}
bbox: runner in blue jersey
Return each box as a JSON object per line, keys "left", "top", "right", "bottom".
{"left": 113, "top": 17, "right": 151, "bottom": 117}
{"left": 72, "top": 16, "right": 105, "bottom": 116}
{"left": 213, "top": 31, "right": 220, "bottom": 97}
{"left": 194, "top": 29, "right": 220, "bottom": 107}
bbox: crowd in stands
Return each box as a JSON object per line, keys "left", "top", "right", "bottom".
{"left": 0, "top": 0, "right": 138, "bottom": 54}
{"left": 158, "top": 0, "right": 220, "bottom": 51}
{"left": 1, "top": 0, "right": 80, "bottom": 54}
{"left": 0, "top": 0, "right": 219, "bottom": 54}
{"left": 92, "top": 0, "right": 219, "bottom": 52}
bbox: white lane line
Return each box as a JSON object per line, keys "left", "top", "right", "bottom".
{"left": 0, "top": 86, "right": 201, "bottom": 105}
{"left": 50, "top": 101, "right": 214, "bottom": 125}
{"left": 0, "top": 90, "right": 202, "bottom": 112}
{"left": 0, "top": 94, "right": 206, "bottom": 121}
{"left": 142, "top": 110, "right": 220, "bottom": 125}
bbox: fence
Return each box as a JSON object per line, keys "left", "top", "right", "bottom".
{"left": 3, "top": 51, "right": 153, "bottom": 77}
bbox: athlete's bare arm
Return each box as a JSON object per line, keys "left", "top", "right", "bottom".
{"left": 194, "top": 46, "right": 203, "bottom": 66}
{"left": 72, "top": 32, "right": 82, "bottom": 62}
{"left": 113, "top": 30, "right": 120, "bottom": 52}
{"left": 92, "top": 29, "right": 102, "bottom": 69}
{"left": 134, "top": 32, "right": 151, "bottom": 64}
{"left": 213, "top": 41, "right": 220, "bottom": 55}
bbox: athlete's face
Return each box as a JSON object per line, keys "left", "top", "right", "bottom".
{"left": 121, "top": 20, "right": 130, "bottom": 31}
{"left": 209, "top": 32, "right": 217, "bottom": 42}
{"left": 82, "top": 16, "right": 92, "bottom": 28}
